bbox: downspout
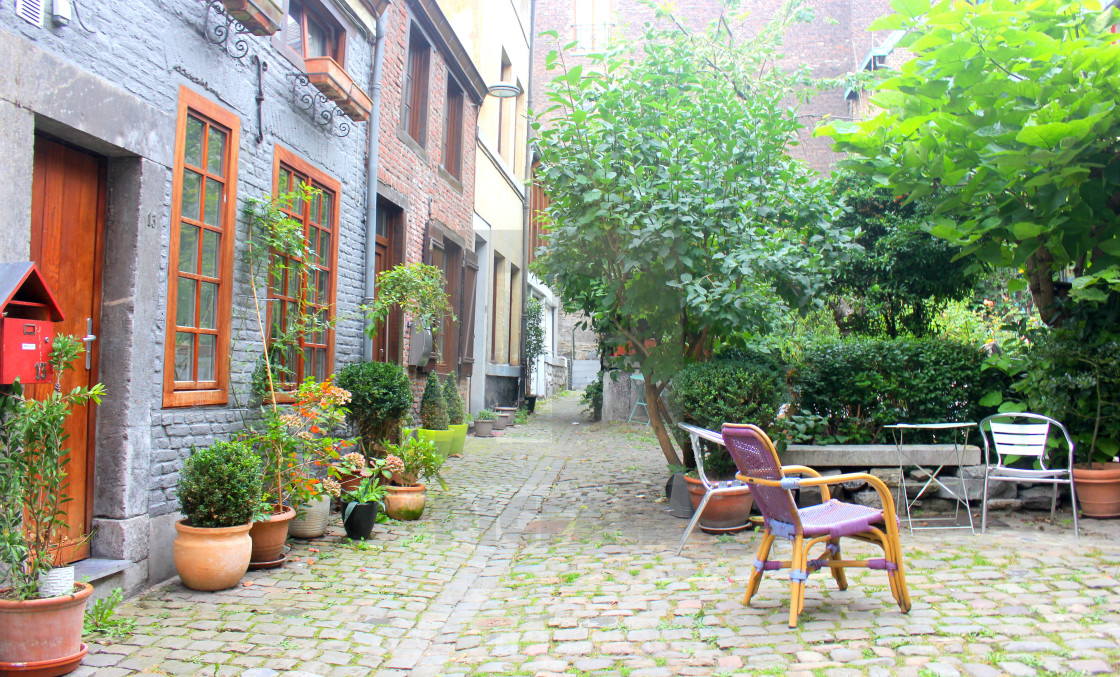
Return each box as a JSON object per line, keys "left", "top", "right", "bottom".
{"left": 518, "top": 0, "right": 536, "bottom": 404}
{"left": 363, "top": 11, "right": 388, "bottom": 362}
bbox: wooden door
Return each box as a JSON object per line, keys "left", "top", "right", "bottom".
{"left": 371, "top": 202, "right": 400, "bottom": 362}
{"left": 29, "top": 136, "right": 106, "bottom": 564}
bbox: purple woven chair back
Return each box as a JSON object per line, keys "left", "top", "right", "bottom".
{"left": 722, "top": 424, "right": 801, "bottom": 530}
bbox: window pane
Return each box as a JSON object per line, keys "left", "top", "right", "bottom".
{"left": 207, "top": 127, "right": 226, "bottom": 176}
{"left": 280, "top": 169, "right": 292, "bottom": 195}
{"left": 174, "top": 332, "right": 194, "bottom": 381}
{"left": 197, "top": 334, "right": 216, "bottom": 382}
{"left": 307, "top": 15, "right": 330, "bottom": 58}
{"left": 176, "top": 277, "right": 197, "bottom": 327}
{"left": 319, "top": 230, "right": 330, "bottom": 262}
{"left": 320, "top": 194, "right": 331, "bottom": 228}
{"left": 199, "top": 282, "right": 217, "bottom": 330}
{"left": 315, "top": 348, "right": 327, "bottom": 382}
{"left": 304, "top": 347, "right": 314, "bottom": 379}
{"left": 286, "top": 4, "right": 304, "bottom": 54}
{"left": 310, "top": 192, "right": 321, "bottom": 225}
{"left": 184, "top": 117, "right": 204, "bottom": 167}
{"left": 203, "top": 178, "right": 222, "bottom": 226}
{"left": 182, "top": 170, "right": 202, "bottom": 221}
{"left": 179, "top": 224, "right": 199, "bottom": 273}
{"left": 317, "top": 270, "right": 329, "bottom": 305}
{"left": 201, "top": 230, "right": 220, "bottom": 278}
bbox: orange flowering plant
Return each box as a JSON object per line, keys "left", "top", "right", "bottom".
{"left": 240, "top": 378, "right": 355, "bottom": 510}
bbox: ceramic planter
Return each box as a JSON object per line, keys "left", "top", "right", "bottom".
{"left": 495, "top": 407, "right": 517, "bottom": 427}
{"left": 385, "top": 484, "right": 426, "bottom": 521}
{"left": 418, "top": 428, "right": 454, "bottom": 457}
{"left": 342, "top": 501, "right": 381, "bottom": 540}
{"left": 683, "top": 475, "right": 754, "bottom": 533}
{"left": 249, "top": 505, "right": 295, "bottom": 564}
{"left": 474, "top": 419, "right": 495, "bottom": 437}
{"left": 491, "top": 413, "right": 507, "bottom": 431}
{"left": 303, "top": 56, "right": 372, "bottom": 121}
{"left": 448, "top": 423, "right": 468, "bottom": 455}
{"left": 1073, "top": 462, "right": 1120, "bottom": 518}
{"left": 173, "top": 520, "right": 253, "bottom": 591}
{"left": 525, "top": 395, "right": 538, "bottom": 413}
{"left": 222, "top": 0, "right": 282, "bottom": 36}
{"left": 0, "top": 582, "right": 92, "bottom": 676}
{"left": 37, "top": 566, "right": 74, "bottom": 599}
{"left": 289, "top": 496, "right": 331, "bottom": 539}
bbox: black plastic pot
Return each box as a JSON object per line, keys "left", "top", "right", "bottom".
{"left": 343, "top": 501, "right": 381, "bottom": 540}
{"left": 526, "top": 395, "right": 537, "bottom": 413}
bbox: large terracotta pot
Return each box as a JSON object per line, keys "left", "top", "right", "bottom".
{"left": 448, "top": 423, "right": 468, "bottom": 455}
{"left": 684, "top": 475, "right": 754, "bottom": 533}
{"left": 385, "top": 484, "right": 427, "bottom": 521}
{"left": 173, "top": 520, "right": 253, "bottom": 591}
{"left": 249, "top": 505, "right": 295, "bottom": 562}
{"left": 0, "top": 582, "right": 92, "bottom": 675}
{"left": 289, "top": 496, "right": 331, "bottom": 539}
{"left": 1073, "top": 462, "right": 1120, "bottom": 518}
{"left": 418, "top": 428, "right": 454, "bottom": 457}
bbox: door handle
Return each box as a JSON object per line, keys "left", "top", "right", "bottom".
{"left": 82, "top": 317, "right": 97, "bottom": 370}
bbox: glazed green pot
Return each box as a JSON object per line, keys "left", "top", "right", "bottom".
{"left": 418, "top": 428, "right": 454, "bottom": 457}
{"left": 448, "top": 423, "right": 468, "bottom": 456}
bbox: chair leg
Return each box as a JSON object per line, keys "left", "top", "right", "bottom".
{"left": 883, "top": 528, "right": 911, "bottom": 613}
{"left": 1068, "top": 480, "right": 1080, "bottom": 539}
{"left": 743, "top": 530, "right": 774, "bottom": 606}
{"left": 1050, "top": 483, "right": 1058, "bottom": 521}
{"left": 675, "top": 490, "right": 712, "bottom": 557}
{"left": 788, "top": 534, "right": 805, "bottom": 629}
{"left": 981, "top": 477, "right": 990, "bottom": 534}
{"left": 828, "top": 538, "right": 847, "bottom": 591}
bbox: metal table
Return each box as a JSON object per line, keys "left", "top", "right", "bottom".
{"left": 884, "top": 422, "right": 977, "bottom": 535}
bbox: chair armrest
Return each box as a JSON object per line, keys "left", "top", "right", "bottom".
{"left": 779, "top": 465, "right": 830, "bottom": 502}
{"left": 736, "top": 472, "right": 899, "bottom": 521}
{"left": 677, "top": 422, "right": 725, "bottom": 446}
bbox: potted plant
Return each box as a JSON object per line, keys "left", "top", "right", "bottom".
{"left": 523, "top": 297, "right": 545, "bottom": 411}
{"left": 341, "top": 477, "right": 388, "bottom": 540}
{"left": 382, "top": 437, "right": 448, "bottom": 521}
{"left": 474, "top": 409, "right": 498, "bottom": 437}
{"left": 173, "top": 440, "right": 263, "bottom": 591}
{"left": 0, "top": 336, "right": 105, "bottom": 676}
{"left": 443, "top": 370, "right": 468, "bottom": 456}
{"left": 336, "top": 361, "right": 412, "bottom": 453}
{"left": 495, "top": 406, "right": 517, "bottom": 429}
{"left": 303, "top": 56, "right": 373, "bottom": 121}
{"left": 417, "top": 372, "right": 453, "bottom": 456}
{"left": 362, "top": 262, "right": 453, "bottom": 370}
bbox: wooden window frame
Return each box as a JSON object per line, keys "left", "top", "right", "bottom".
{"left": 268, "top": 145, "right": 341, "bottom": 398}
{"left": 442, "top": 79, "right": 464, "bottom": 178}
{"left": 403, "top": 24, "right": 431, "bottom": 146}
{"left": 433, "top": 238, "right": 462, "bottom": 373}
{"left": 163, "top": 86, "right": 240, "bottom": 408}
{"left": 276, "top": 0, "right": 347, "bottom": 68}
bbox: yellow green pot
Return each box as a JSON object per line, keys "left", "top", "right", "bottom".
{"left": 448, "top": 423, "right": 468, "bottom": 456}
{"left": 418, "top": 428, "right": 454, "bottom": 457}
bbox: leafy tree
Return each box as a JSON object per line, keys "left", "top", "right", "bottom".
{"left": 828, "top": 171, "right": 977, "bottom": 337}
{"left": 534, "top": 6, "right": 851, "bottom": 464}
{"left": 523, "top": 298, "right": 545, "bottom": 395}
{"left": 818, "top": 0, "right": 1120, "bottom": 326}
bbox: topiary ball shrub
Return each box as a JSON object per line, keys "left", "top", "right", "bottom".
{"left": 419, "top": 371, "right": 449, "bottom": 430}
{"left": 336, "top": 361, "right": 412, "bottom": 450}
{"left": 177, "top": 440, "right": 263, "bottom": 528}
{"left": 443, "top": 370, "right": 465, "bottom": 425}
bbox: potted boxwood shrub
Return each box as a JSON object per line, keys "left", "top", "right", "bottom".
{"left": 417, "top": 372, "right": 453, "bottom": 456}
{"left": 0, "top": 336, "right": 105, "bottom": 676}
{"left": 443, "top": 370, "right": 468, "bottom": 456}
{"left": 341, "top": 477, "right": 387, "bottom": 540}
{"left": 336, "top": 360, "right": 412, "bottom": 454}
{"left": 173, "top": 440, "right": 263, "bottom": 591}
{"left": 382, "top": 437, "right": 448, "bottom": 521}
{"left": 474, "top": 409, "right": 498, "bottom": 437}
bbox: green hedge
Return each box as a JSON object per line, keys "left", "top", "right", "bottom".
{"left": 178, "top": 441, "right": 262, "bottom": 528}
{"left": 335, "top": 361, "right": 412, "bottom": 449}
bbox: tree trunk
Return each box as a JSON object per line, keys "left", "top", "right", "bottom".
{"left": 1025, "top": 247, "right": 1061, "bottom": 326}
{"left": 645, "top": 379, "right": 682, "bottom": 467}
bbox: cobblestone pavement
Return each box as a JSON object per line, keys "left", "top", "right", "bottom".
{"left": 81, "top": 392, "right": 1120, "bottom": 677}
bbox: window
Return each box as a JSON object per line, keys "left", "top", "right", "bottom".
{"left": 573, "top": 0, "right": 612, "bottom": 52}
{"left": 442, "top": 79, "right": 464, "bottom": 178}
{"left": 269, "top": 146, "right": 340, "bottom": 388}
{"left": 163, "top": 86, "right": 240, "bottom": 407}
{"left": 403, "top": 25, "right": 430, "bottom": 145}
{"left": 497, "top": 53, "right": 512, "bottom": 159}
{"left": 428, "top": 230, "right": 478, "bottom": 374}
{"left": 283, "top": 0, "right": 343, "bottom": 63}
{"left": 492, "top": 254, "right": 504, "bottom": 361}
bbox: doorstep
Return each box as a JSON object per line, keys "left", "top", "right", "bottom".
{"left": 74, "top": 557, "right": 132, "bottom": 599}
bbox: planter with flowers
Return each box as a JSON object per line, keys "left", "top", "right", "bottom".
{"left": 382, "top": 437, "right": 448, "bottom": 521}
{"left": 0, "top": 336, "right": 105, "bottom": 676}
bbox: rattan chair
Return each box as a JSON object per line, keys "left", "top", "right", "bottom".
{"left": 722, "top": 423, "right": 912, "bottom": 628}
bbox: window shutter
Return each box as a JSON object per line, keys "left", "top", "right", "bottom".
{"left": 459, "top": 250, "right": 478, "bottom": 375}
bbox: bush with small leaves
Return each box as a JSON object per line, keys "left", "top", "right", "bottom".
{"left": 178, "top": 441, "right": 263, "bottom": 528}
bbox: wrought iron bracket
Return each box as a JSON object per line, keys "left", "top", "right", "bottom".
{"left": 204, "top": 0, "right": 254, "bottom": 61}
{"left": 252, "top": 54, "right": 267, "bottom": 144}
{"left": 286, "top": 73, "right": 353, "bottom": 138}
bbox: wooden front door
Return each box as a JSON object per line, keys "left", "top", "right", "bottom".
{"left": 29, "top": 136, "right": 106, "bottom": 564}
{"left": 371, "top": 201, "right": 400, "bottom": 362}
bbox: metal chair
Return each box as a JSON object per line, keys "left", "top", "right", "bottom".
{"left": 723, "top": 423, "right": 911, "bottom": 629}
{"left": 628, "top": 372, "right": 649, "bottom": 425}
{"left": 674, "top": 422, "right": 751, "bottom": 556}
{"left": 979, "top": 413, "right": 1079, "bottom": 538}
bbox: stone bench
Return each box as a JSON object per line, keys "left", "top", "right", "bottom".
{"left": 783, "top": 443, "right": 981, "bottom": 469}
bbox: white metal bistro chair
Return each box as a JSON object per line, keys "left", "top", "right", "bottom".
{"left": 629, "top": 372, "right": 649, "bottom": 425}
{"left": 979, "top": 413, "right": 1079, "bottom": 538}
{"left": 674, "top": 422, "right": 751, "bottom": 556}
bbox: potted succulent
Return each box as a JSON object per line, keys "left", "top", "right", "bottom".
{"left": 335, "top": 360, "right": 412, "bottom": 453}
{"left": 417, "top": 372, "right": 453, "bottom": 456}
{"left": 0, "top": 336, "right": 105, "bottom": 676}
{"left": 474, "top": 409, "right": 498, "bottom": 437}
{"left": 173, "top": 441, "right": 264, "bottom": 591}
{"left": 443, "top": 370, "right": 468, "bottom": 456}
{"left": 341, "top": 477, "right": 388, "bottom": 540}
{"left": 382, "top": 437, "right": 448, "bottom": 521}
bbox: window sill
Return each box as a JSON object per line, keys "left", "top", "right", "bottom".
{"left": 438, "top": 166, "right": 463, "bottom": 194}
{"left": 163, "top": 388, "right": 229, "bottom": 408}
{"left": 397, "top": 128, "right": 429, "bottom": 163}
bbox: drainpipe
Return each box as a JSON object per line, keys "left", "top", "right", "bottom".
{"left": 363, "top": 12, "right": 388, "bottom": 362}
{"left": 518, "top": 0, "right": 536, "bottom": 405}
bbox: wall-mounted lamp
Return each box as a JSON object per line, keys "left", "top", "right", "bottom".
{"left": 52, "top": 0, "right": 72, "bottom": 26}
{"left": 487, "top": 81, "right": 522, "bottom": 99}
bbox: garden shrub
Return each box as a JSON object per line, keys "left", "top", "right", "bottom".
{"left": 336, "top": 361, "right": 412, "bottom": 450}
{"left": 419, "top": 371, "right": 449, "bottom": 430}
{"left": 177, "top": 440, "right": 263, "bottom": 528}
{"left": 581, "top": 371, "right": 604, "bottom": 421}
{"left": 443, "top": 370, "right": 465, "bottom": 425}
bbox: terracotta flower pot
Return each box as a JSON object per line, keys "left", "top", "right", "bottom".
{"left": 249, "top": 505, "right": 295, "bottom": 563}
{"left": 1073, "top": 462, "right": 1120, "bottom": 518}
{"left": 289, "top": 496, "right": 331, "bottom": 539}
{"left": 474, "top": 420, "right": 495, "bottom": 437}
{"left": 385, "top": 484, "right": 427, "bottom": 521}
{"left": 0, "top": 582, "right": 92, "bottom": 675}
{"left": 173, "top": 520, "right": 253, "bottom": 591}
{"left": 684, "top": 475, "right": 754, "bottom": 533}
{"left": 338, "top": 471, "right": 368, "bottom": 494}
{"left": 448, "top": 423, "right": 468, "bottom": 455}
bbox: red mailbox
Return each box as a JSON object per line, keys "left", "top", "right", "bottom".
{"left": 0, "top": 262, "right": 64, "bottom": 385}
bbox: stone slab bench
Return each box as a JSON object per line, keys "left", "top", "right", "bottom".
{"left": 783, "top": 444, "right": 981, "bottom": 468}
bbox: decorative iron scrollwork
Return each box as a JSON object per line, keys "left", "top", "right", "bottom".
{"left": 287, "top": 73, "right": 353, "bottom": 138}
{"left": 204, "top": 0, "right": 253, "bottom": 60}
